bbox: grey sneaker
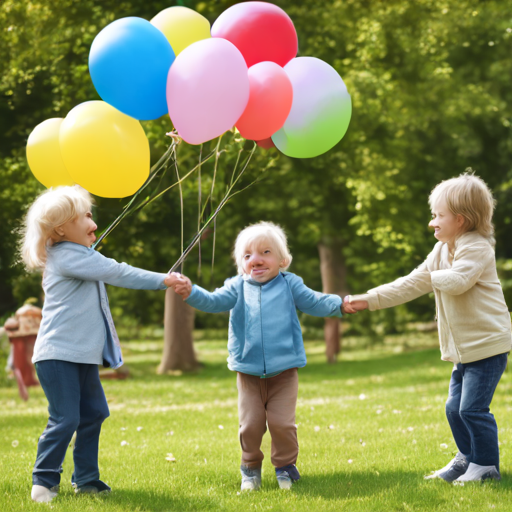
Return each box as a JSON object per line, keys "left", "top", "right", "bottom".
{"left": 455, "top": 463, "right": 501, "bottom": 482}
{"left": 424, "top": 452, "right": 469, "bottom": 482}
{"left": 240, "top": 466, "right": 261, "bottom": 491}
{"left": 74, "top": 480, "right": 111, "bottom": 494}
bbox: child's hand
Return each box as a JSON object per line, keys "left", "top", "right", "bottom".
{"left": 174, "top": 273, "right": 193, "bottom": 300}
{"left": 164, "top": 272, "right": 182, "bottom": 289}
{"left": 342, "top": 295, "right": 369, "bottom": 314}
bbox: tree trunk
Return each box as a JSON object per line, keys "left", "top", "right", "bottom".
{"left": 318, "top": 238, "right": 348, "bottom": 363}
{"left": 158, "top": 288, "right": 199, "bottom": 373}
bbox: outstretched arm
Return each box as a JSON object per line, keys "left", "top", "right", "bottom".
{"left": 287, "top": 274, "right": 343, "bottom": 318}
{"left": 183, "top": 277, "right": 239, "bottom": 313}
{"left": 58, "top": 244, "right": 168, "bottom": 290}
{"left": 349, "top": 257, "right": 433, "bottom": 311}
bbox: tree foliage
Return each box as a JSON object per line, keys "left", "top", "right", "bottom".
{"left": 1, "top": 0, "right": 511, "bottom": 332}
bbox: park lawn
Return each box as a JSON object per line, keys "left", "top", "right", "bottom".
{"left": 1, "top": 333, "right": 512, "bottom": 511}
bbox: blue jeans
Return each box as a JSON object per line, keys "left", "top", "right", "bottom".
{"left": 445, "top": 352, "right": 508, "bottom": 469}
{"left": 33, "top": 360, "right": 110, "bottom": 489}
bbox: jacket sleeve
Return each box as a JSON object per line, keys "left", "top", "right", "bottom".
{"left": 351, "top": 257, "right": 433, "bottom": 311}
{"left": 57, "top": 245, "right": 168, "bottom": 290}
{"left": 185, "top": 277, "right": 239, "bottom": 313}
{"left": 286, "top": 273, "right": 342, "bottom": 318}
{"left": 430, "top": 243, "right": 493, "bottom": 296}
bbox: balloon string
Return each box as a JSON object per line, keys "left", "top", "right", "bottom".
{"left": 173, "top": 144, "right": 184, "bottom": 270}
{"left": 93, "top": 144, "right": 216, "bottom": 249}
{"left": 197, "top": 145, "right": 203, "bottom": 280}
{"left": 210, "top": 136, "right": 222, "bottom": 286}
{"left": 93, "top": 142, "right": 175, "bottom": 249}
{"left": 169, "top": 142, "right": 258, "bottom": 274}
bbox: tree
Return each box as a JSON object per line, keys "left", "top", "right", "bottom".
{"left": 1, "top": 0, "right": 511, "bottom": 352}
{"left": 158, "top": 288, "right": 198, "bottom": 373}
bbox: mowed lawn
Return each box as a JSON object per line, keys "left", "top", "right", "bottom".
{"left": 1, "top": 333, "right": 512, "bottom": 511}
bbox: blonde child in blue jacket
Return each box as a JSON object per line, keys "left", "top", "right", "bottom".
{"left": 169, "top": 221, "right": 345, "bottom": 491}
{"left": 20, "top": 186, "right": 174, "bottom": 502}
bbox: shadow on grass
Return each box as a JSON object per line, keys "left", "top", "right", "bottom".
{"left": 97, "top": 488, "right": 217, "bottom": 511}
{"left": 292, "top": 469, "right": 512, "bottom": 501}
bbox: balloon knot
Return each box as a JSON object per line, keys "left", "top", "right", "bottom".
{"left": 166, "top": 130, "right": 182, "bottom": 144}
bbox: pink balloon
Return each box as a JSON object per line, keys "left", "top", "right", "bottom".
{"left": 236, "top": 62, "right": 293, "bottom": 141}
{"left": 167, "top": 38, "right": 250, "bottom": 144}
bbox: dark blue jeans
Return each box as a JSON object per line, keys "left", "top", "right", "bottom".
{"left": 445, "top": 352, "right": 508, "bottom": 469}
{"left": 33, "top": 360, "right": 110, "bottom": 489}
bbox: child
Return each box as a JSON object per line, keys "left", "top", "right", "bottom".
{"left": 169, "top": 221, "right": 345, "bottom": 491}
{"left": 345, "top": 173, "right": 511, "bottom": 482}
{"left": 21, "top": 186, "right": 174, "bottom": 502}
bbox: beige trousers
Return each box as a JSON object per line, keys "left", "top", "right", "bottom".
{"left": 237, "top": 368, "right": 299, "bottom": 469}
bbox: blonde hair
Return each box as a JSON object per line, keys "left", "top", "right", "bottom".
{"left": 20, "top": 186, "right": 93, "bottom": 270}
{"left": 429, "top": 170, "right": 496, "bottom": 245}
{"left": 233, "top": 221, "right": 293, "bottom": 275}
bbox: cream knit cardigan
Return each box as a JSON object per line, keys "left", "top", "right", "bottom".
{"left": 352, "top": 231, "right": 511, "bottom": 363}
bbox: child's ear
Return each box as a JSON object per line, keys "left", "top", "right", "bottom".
{"left": 54, "top": 228, "right": 64, "bottom": 237}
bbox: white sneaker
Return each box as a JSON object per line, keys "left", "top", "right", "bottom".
{"left": 240, "top": 466, "right": 261, "bottom": 491}
{"left": 455, "top": 463, "right": 501, "bottom": 482}
{"left": 31, "top": 485, "right": 58, "bottom": 502}
{"left": 275, "top": 464, "right": 300, "bottom": 489}
{"left": 276, "top": 474, "right": 293, "bottom": 490}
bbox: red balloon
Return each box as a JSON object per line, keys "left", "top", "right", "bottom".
{"left": 255, "top": 137, "right": 275, "bottom": 150}
{"left": 236, "top": 62, "right": 293, "bottom": 141}
{"left": 211, "top": 2, "right": 297, "bottom": 68}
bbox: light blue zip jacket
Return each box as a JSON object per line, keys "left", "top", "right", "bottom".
{"left": 185, "top": 272, "right": 342, "bottom": 376}
{"left": 33, "top": 242, "right": 168, "bottom": 369}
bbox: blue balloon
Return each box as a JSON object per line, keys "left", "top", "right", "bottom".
{"left": 89, "top": 17, "right": 175, "bottom": 120}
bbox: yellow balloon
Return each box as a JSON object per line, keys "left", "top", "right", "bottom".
{"left": 151, "top": 6, "right": 211, "bottom": 56}
{"left": 59, "top": 101, "right": 149, "bottom": 198}
{"left": 26, "top": 118, "right": 74, "bottom": 188}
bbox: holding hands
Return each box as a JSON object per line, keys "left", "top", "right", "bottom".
{"left": 342, "top": 296, "right": 369, "bottom": 314}
{"left": 165, "top": 272, "right": 192, "bottom": 300}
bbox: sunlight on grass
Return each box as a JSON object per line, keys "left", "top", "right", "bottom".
{"left": 1, "top": 333, "right": 512, "bottom": 511}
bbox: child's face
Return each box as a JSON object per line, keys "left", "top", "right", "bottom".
{"left": 429, "top": 200, "right": 465, "bottom": 245}
{"left": 242, "top": 242, "right": 283, "bottom": 283}
{"left": 56, "top": 211, "right": 97, "bottom": 247}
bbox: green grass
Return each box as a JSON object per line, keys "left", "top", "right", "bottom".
{"left": 1, "top": 332, "right": 512, "bottom": 511}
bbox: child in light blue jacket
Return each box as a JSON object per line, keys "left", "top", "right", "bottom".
{"left": 20, "top": 186, "right": 173, "bottom": 502}
{"left": 169, "top": 221, "right": 344, "bottom": 491}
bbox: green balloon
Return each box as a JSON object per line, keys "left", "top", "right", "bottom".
{"left": 272, "top": 57, "right": 352, "bottom": 158}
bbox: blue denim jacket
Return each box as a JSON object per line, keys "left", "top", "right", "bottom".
{"left": 33, "top": 242, "right": 168, "bottom": 369}
{"left": 185, "top": 272, "right": 342, "bottom": 376}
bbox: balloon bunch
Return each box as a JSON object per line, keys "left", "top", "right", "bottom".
{"left": 26, "top": 2, "right": 352, "bottom": 200}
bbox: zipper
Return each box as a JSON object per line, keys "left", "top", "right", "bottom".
{"left": 259, "top": 286, "right": 266, "bottom": 375}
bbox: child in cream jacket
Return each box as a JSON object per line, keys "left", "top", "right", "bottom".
{"left": 347, "top": 173, "right": 511, "bottom": 483}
